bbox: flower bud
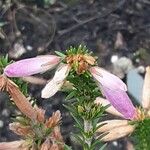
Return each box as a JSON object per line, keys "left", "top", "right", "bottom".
{"left": 101, "top": 125, "right": 135, "bottom": 141}
{"left": 97, "top": 119, "right": 128, "bottom": 133}
{"left": 4, "top": 55, "right": 60, "bottom": 77}
{"left": 42, "top": 64, "right": 70, "bottom": 98}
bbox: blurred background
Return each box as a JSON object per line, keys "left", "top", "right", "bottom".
{"left": 0, "top": 0, "right": 150, "bottom": 149}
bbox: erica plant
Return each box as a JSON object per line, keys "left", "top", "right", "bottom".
{"left": 0, "top": 45, "right": 150, "bottom": 150}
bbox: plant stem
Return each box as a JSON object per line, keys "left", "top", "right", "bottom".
{"left": 66, "top": 71, "right": 104, "bottom": 149}
{"left": 84, "top": 119, "right": 93, "bottom": 149}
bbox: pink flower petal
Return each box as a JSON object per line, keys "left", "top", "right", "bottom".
{"left": 41, "top": 64, "right": 70, "bottom": 98}
{"left": 90, "top": 66, "right": 127, "bottom": 91}
{"left": 4, "top": 55, "right": 60, "bottom": 77}
{"left": 95, "top": 97, "right": 123, "bottom": 118}
{"left": 101, "top": 86, "right": 136, "bottom": 119}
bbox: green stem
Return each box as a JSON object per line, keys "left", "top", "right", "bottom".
{"left": 66, "top": 71, "right": 105, "bottom": 149}
{"left": 83, "top": 119, "right": 93, "bottom": 149}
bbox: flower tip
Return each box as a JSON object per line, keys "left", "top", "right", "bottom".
{"left": 89, "top": 66, "right": 96, "bottom": 74}
{"left": 41, "top": 80, "right": 63, "bottom": 99}
{"left": 41, "top": 89, "right": 51, "bottom": 99}
{"left": 4, "top": 66, "right": 13, "bottom": 77}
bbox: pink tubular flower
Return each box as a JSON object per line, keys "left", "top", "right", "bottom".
{"left": 101, "top": 86, "right": 136, "bottom": 119}
{"left": 4, "top": 55, "right": 60, "bottom": 77}
{"left": 90, "top": 66, "right": 136, "bottom": 119}
{"left": 41, "top": 64, "right": 71, "bottom": 98}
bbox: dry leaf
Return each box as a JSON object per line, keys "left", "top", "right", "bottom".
{"left": 51, "top": 127, "right": 64, "bottom": 144}
{"left": 45, "top": 111, "right": 61, "bottom": 128}
{"left": 0, "top": 75, "right": 7, "bottom": 91}
{"left": 83, "top": 54, "right": 96, "bottom": 65}
{"left": 9, "top": 123, "right": 33, "bottom": 136}
{"left": 6, "top": 79, "right": 37, "bottom": 120}
{"left": 114, "top": 32, "right": 126, "bottom": 49}
{"left": 40, "top": 138, "right": 52, "bottom": 150}
{"left": 35, "top": 107, "right": 45, "bottom": 123}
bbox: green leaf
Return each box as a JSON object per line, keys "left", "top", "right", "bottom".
{"left": 91, "top": 140, "right": 101, "bottom": 149}
{"left": 63, "top": 104, "right": 78, "bottom": 115}
{"left": 73, "top": 134, "right": 84, "bottom": 145}
{"left": 64, "top": 144, "right": 72, "bottom": 150}
{"left": 70, "top": 113, "right": 83, "bottom": 129}
{"left": 45, "top": 127, "right": 52, "bottom": 136}
{"left": 65, "top": 91, "right": 76, "bottom": 100}
{"left": 55, "top": 51, "right": 66, "bottom": 58}
{"left": 99, "top": 143, "right": 107, "bottom": 150}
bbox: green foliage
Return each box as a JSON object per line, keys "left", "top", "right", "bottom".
{"left": 13, "top": 116, "right": 53, "bottom": 149}
{"left": 0, "top": 55, "right": 26, "bottom": 94}
{"left": 0, "top": 55, "right": 12, "bottom": 74}
{"left": 12, "top": 78, "right": 29, "bottom": 96}
{"left": 64, "top": 68, "right": 106, "bottom": 149}
{"left": 0, "top": 55, "right": 29, "bottom": 96}
{"left": 12, "top": 116, "right": 31, "bottom": 126}
{"left": 66, "top": 45, "right": 93, "bottom": 56}
{"left": 132, "top": 118, "right": 150, "bottom": 150}
{"left": 67, "top": 71, "right": 100, "bottom": 104}
{"left": 0, "top": 55, "right": 36, "bottom": 110}
{"left": 55, "top": 51, "right": 66, "bottom": 59}
{"left": 0, "top": 55, "right": 33, "bottom": 120}
{"left": 64, "top": 144, "right": 73, "bottom": 150}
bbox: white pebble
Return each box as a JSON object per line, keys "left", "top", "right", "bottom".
{"left": 111, "top": 55, "right": 119, "bottom": 63}
{"left": 112, "top": 141, "right": 118, "bottom": 146}
{"left": 137, "top": 66, "right": 145, "bottom": 74}
{"left": 26, "top": 45, "right": 33, "bottom": 51}
{"left": 0, "top": 120, "right": 4, "bottom": 128}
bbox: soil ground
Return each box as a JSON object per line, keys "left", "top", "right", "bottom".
{"left": 0, "top": 0, "right": 150, "bottom": 149}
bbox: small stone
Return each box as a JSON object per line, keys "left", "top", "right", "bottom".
{"left": 26, "top": 45, "right": 33, "bottom": 51}
{"left": 0, "top": 120, "right": 4, "bottom": 128}
{"left": 112, "top": 141, "right": 118, "bottom": 146}
{"left": 112, "top": 57, "right": 133, "bottom": 79}
{"left": 135, "top": 58, "right": 140, "bottom": 63}
{"left": 114, "top": 32, "right": 126, "bottom": 50}
{"left": 137, "top": 66, "right": 145, "bottom": 74}
{"left": 2, "top": 109, "right": 10, "bottom": 117}
{"left": 127, "top": 69, "right": 144, "bottom": 103}
{"left": 9, "top": 43, "right": 26, "bottom": 59}
{"left": 111, "top": 55, "right": 118, "bottom": 63}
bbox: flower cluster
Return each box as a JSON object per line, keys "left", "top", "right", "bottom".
{"left": 4, "top": 47, "right": 136, "bottom": 120}
{"left": 0, "top": 75, "right": 64, "bottom": 150}
{"left": 2, "top": 46, "right": 150, "bottom": 149}
{"left": 96, "top": 67, "right": 150, "bottom": 142}
{"left": 0, "top": 109, "right": 63, "bottom": 150}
